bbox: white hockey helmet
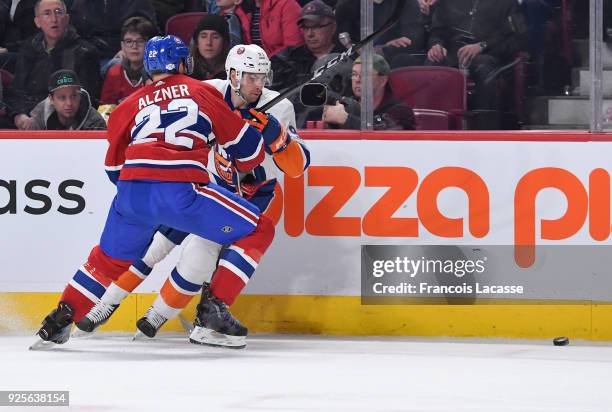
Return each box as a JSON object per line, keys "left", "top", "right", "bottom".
{"left": 225, "top": 44, "right": 272, "bottom": 88}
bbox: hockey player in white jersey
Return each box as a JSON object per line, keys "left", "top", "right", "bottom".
{"left": 78, "top": 44, "right": 310, "bottom": 348}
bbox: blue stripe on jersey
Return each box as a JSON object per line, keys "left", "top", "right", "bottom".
{"left": 73, "top": 270, "right": 106, "bottom": 299}
{"left": 132, "top": 118, "right": 148, "bottom": 140}
{"left": 221, "top": 248, "right": 255, "bottom": 279}
{"left": 194, "top": 114, "right": 213, "bottom": 142}
{"left": 224, "top": 125, "right": 263, "bottom": 162}
{"left": 171, "top": 268, "right": 201, "bottom": 293}
{"left": 132, "top": 259, "right": 152, "bottom": 277}
{"left": 302, "top": 143, "right": 311, "bottom": 170}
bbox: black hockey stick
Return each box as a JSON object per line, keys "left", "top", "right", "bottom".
{"left": 258, "top": 0, "right": 406, "bottom": 112}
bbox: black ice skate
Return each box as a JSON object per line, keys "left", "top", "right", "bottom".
{"left": 75, "top": 301, "right": 119, "bottom": 332}
{"left": 189, "top": 286, "right": 247, "bottom": 349}
{"left": 135, "top": 307, "right": 168, "bottom": 338}
{"left": 31, "top": 302, "right": 75, "bottom": 349}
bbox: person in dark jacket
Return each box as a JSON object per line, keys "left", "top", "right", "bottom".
{"left": 6, "top": 0, "right": 101, "bottom": 130}
{"left": 271, "top": 0, "right": 343, "bottom": 92}
{"left": 322, "top": 54, "right": 415, "bottom": 130}
{"left": 425, "top": 0, "right": 528, "bottom": 110}
{"left": 68, "top": 0, "right": 157, "bottom": 60}
{"left": 30, "top": 69, "right": 106, "bottom": 130}
{"left": 0, "top": 0, "right": 39, "bottom": 53}
{"left": 0, "top": 69, "right": 9, "bottom": 128}
{"left": 335, "top": 0, "right": 426, "bottom": 68}
{"left": 0, "top": 0, "right": 38, "bottom": 72}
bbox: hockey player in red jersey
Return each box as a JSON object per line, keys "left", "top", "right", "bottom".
{"left": 76, "top": 44, "right": 310, "bottom": 348}
{"left": 35, "top": 36, "right": 279, "bottom": 348}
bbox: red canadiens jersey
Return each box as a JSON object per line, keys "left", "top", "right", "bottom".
{"left": 104, "top": 74, "right": 265, "bottom": 184}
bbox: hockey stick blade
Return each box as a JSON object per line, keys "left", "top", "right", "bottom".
{"left": 259, "top": 0, "right": 406, "bottom": 112}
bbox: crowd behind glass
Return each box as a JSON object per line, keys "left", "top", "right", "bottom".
{"left": 0, "top": 0, "right": 607, "bottom": 131}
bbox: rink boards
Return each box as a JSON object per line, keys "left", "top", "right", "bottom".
{"left": 2, "top": 130, "right": 612, "bottom": 340}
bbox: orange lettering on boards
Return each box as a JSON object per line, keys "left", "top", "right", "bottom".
{"left": 281, "top": 165, "right": 611, "bottom": 268}
{"left": 305, "top": 166, "right": 361, "bottom": 236}
{"left": 514, "top": 167, "right": 591, "bottom": 268}
{"left": 362, "top": 167, "right": 419, "bottom": 237}
{"left": 417, "top": 167, "right": 489, "bottom": 238}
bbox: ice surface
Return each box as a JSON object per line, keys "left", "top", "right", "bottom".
{"left": 1, "top": 334, "right": 612, "bottom": 411}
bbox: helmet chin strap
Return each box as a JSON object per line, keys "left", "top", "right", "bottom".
{"left": 231, "top": 74, "right": 249, "bottom": 108}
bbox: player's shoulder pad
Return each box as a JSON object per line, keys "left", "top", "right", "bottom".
{"left": 197, "top": 80, "right": 225, "bottom": 100}
{"left": 204, "top": 78, "right": 227, "bottom": 92}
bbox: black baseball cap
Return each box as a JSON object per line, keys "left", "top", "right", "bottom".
{"left": 48, "top": 69, "right": 81, "bottom": 93}
{"left": 298, "top": 0, "right": 335, "bottom": 26}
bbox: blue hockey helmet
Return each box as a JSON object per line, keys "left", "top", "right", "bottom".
{"left": 144, "top": 35, "right": 189, "bottom": 75}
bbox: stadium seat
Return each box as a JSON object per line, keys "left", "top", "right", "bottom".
{"left": 389, "top": 66, "right": 467, "bottom": 129}
{"left": 165, "top": 12, "right": 207, "bottom": 46}
{"left": 413, "top": 109, "right": 451, "bottom": 130}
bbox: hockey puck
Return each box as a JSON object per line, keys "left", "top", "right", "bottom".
{"left": 553, "top": 337, "right": 569, "bottom": 346}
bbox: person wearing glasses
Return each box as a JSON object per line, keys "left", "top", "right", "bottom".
{"left": 5, "top": 0, "right": 100, "bottom": 130}
{"left": 97, "top": 17, "right": 157, "bottom": 121}
{"left": 271, "top": 0, "right": 344, "bottom": 125}
{"left": 271, "top": 0, "right": 341, "bottom": 91}
{"left": 322, "top": 54, "right": 416, "bottom": 130}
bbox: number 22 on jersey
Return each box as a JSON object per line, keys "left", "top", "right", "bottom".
{"left": 131, "top": 98, "right": 201, "bottom": 149}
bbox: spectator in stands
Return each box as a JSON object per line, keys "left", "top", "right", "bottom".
{"left": 6, "top": 0, "right": 101, "bottom": 130}
{"left": 68, "top": 0, "right": 157, "bottom": 61}
{"left": 30, "top": 69, "right": 106, "bottom": 130}
{"left": 425, "top": 0, "right": 528, "bottom": 111}
{"left": 97, "top": 17, "right": 156, "bottom": 121}
{"left": 1, "top": 0, "right": 39, "bottom": 72}
{"left": 417, "top": 0, "right": 436, "bottom": 16}
{"left": 322, "top": 53, "right": 415, "bottom": 130}
{"left": 271, "top": 0, "right": 343, "bottom": 92}
{"left": 206, "top": 0, "right": 244, "bottom": 47}
{"left": 150, "top": 0, "right": 187, "bottom": 33}
{"left": 0, "top": 69, "right": 9, "bottom": 128}
{"left": 335, "top": 0, "right": 426, "bottom": 68}
{"left": 235, "top": 0, "right": 303, "bottom": 57}
{"left": 296, "top": 0, "right": 335, "bottom": 6}
{"left": 188, "top": 14, "right": 231, "bottom": 81}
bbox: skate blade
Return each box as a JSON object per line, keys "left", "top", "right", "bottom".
{"left": 132, "top": 330, "right": 151, "bottom": 341}
{"left": 29, "top": 338, "right": 56, "bottom": 351}
{"left": 178, "top": 314, "right": 194, "bottom": 333}
{"left": 71, "top": 328, "right": 95, "bottom": 339}
{"left": 189, "top": 326, "right": 246, "bottom": 349}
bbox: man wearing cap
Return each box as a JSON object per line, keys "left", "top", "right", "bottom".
{"left": 322, "top": 53, "right": 415, "bottom": 130}
{"left": 6, "top": 0, "right": 101, "bottom": 130}
{"left": 271, "top": 0, "right": 343, "bottom": 92}
{"left": 29, "top": 69, "right": 106, "bottom": 130}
